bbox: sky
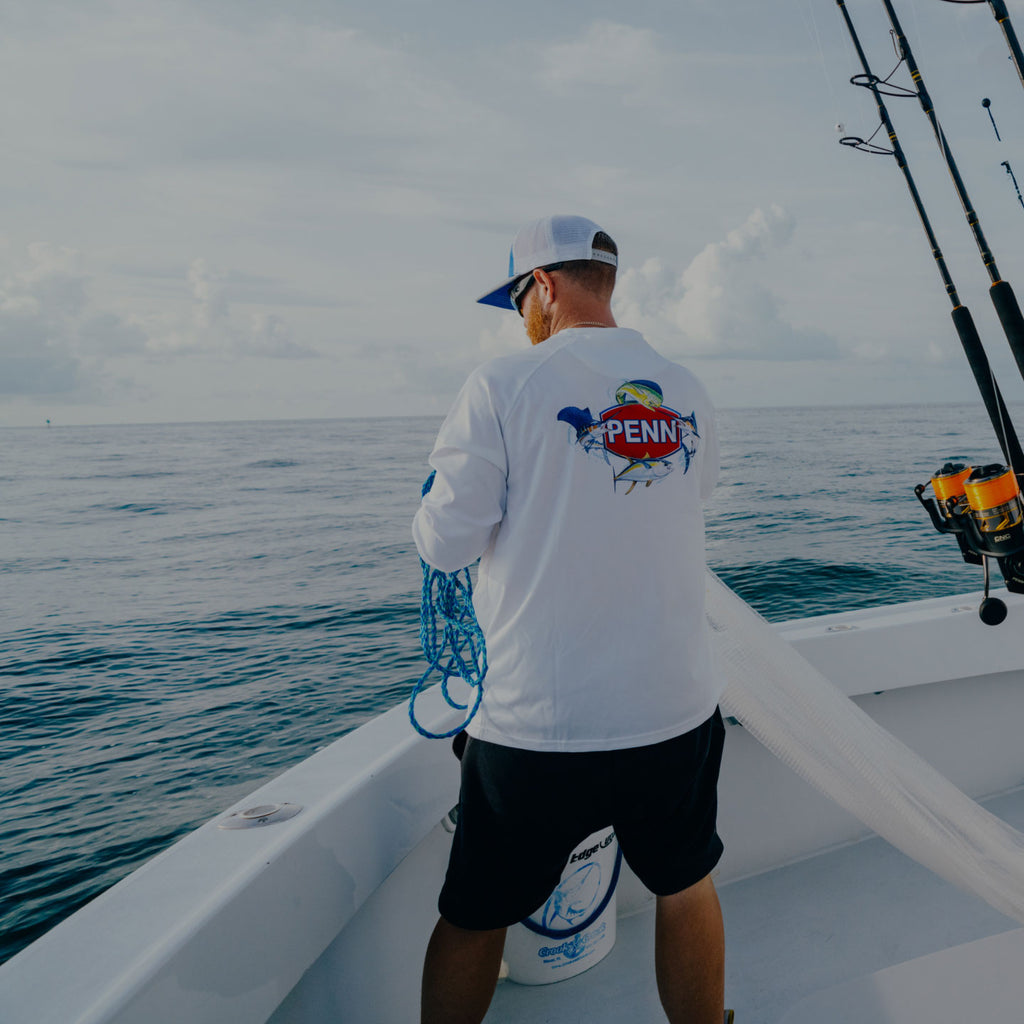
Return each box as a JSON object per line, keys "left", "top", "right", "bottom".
{"left": 3, "top": 0, "right": 1024, "bottom": 426}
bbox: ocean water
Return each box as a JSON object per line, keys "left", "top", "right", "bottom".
{"left": 0, "top": 404, "right": 1008, "bottom": 965}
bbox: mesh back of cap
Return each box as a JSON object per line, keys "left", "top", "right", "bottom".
{"left": 510, "top": 215, "right": 602, "bottom": 277}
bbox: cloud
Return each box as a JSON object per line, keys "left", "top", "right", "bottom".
{"left": 0, "top": 244, "right": 315, "bottom": 400}
{"left": 541, "top": 22, "right": 666, "bottom": 94}
{"left": 614, "top": 206, "right": 840, "bottom": 360}
{"left": 110, "top": 262, "right": 344, "bottom": 310}
{"left": 0, "top": 243, "right": 145, "bottom": 397}
{"left": 3, "top": 6, "right": 509, "bottom": 203}
{"left": 0, "top": 342, "right": 81, "bottom": 397}
{"left": 140, "top": 258, "right": 317, "bottom": 359}
{"left": 479, "top": 314, "right": 531, "bottom": 359}
{"left": 77, "top": 312, "right": 151, "bottom": 356}
{"left": 1, "top": 244, "right": 88, "bottom": 320}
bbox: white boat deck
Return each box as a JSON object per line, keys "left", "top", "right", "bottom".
{"left": 4, "top": 589, "right": 1022, "bottom": 1024}
{"left": 486, "top": 786, "right": 1024, "bottom": 1024}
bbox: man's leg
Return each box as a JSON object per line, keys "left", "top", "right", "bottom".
{"left": 654, "top": 874, "right": 725, "bottom": 1024}
{"left": 421, "top": 916, "right": 506, "bottom": 1024}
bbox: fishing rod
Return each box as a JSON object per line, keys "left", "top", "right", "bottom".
{"left": 1005, "top": 160, "right": 1024, "bottom": 210}
{"left": 833, "top": 0, "right": 1023, "bottom": 468}
{"left": 880, "top": 0, "right": 1024, "bottom": 389}
{"left": 940, "top": 0, "right": 1024, "bottom": 95}
{"left": 834, "top": 0, "right": 1024, "bottom": 619}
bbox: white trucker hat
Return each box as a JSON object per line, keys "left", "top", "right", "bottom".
{"left": 477, "top": 214, "right": 617, "bottom": 310}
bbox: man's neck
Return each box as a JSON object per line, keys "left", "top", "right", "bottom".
{"left": 547, "top": 308, "right": 617, "bottom": 336}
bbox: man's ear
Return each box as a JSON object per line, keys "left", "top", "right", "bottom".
{"left": 534, "top": 267, "right": 557, "bottom": 305}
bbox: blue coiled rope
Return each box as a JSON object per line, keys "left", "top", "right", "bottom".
{"left": 408, "top": 472, "right": 488, "bottom": 739}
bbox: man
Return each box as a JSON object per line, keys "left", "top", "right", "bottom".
{"left": 413, "top": 215, "right": 727, "bottom": 1024}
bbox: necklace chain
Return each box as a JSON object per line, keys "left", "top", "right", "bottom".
{"left": 566, "top": 321, "right": 613, "bottom": 330}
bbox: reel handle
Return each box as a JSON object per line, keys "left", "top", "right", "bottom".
{"left": 914, "top": 484, "right": 953, "bottom": 533}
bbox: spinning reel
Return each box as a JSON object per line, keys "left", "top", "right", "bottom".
{"left": 916, "top": 463, "right": 1024, "bottom": 624}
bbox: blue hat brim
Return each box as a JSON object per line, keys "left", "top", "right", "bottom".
{"left": 476, "top": 278, "right": 518, "bottom": 310}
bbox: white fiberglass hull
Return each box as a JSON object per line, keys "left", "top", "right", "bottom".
{"left": 2, "top": 587, "right": 1023, "bottom": 1024}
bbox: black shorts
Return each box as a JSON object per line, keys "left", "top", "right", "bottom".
{"left": 438, "top": 709, "right": 725, "bottom": 930}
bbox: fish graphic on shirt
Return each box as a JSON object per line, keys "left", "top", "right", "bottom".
{"left": 613, "top": 457, "right": 675, "bottom": 488}
{"left": 557, "top": 379, "right": 699, "bottom": 493}
{"left": 556, "top": 406, "right": 613, "bottom": 457}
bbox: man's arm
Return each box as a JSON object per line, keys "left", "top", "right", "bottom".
{"left": 412, "top": 371, "right": 508, "bottom": 573}
{"left": 413, "top": 450, "right": 506, "bottom": 572}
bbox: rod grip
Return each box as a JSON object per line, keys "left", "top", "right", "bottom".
{"left": 951, "top": 304, "right": 1024, "bottom": 470}
{"left": 989, "top": 279, "right": 1024, "bottom": 385}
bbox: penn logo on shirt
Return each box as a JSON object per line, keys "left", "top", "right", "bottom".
{"left": 602, "top": 406, "right": 685, "bottom": 460}
{"left": 557, "top": 380, "right": 700, "bottom": 494}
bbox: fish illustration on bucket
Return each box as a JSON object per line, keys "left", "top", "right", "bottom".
{"left": 503, "top": 827, "right": 622, "bottom": 985}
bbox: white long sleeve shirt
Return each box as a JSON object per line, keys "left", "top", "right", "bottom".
{"left": 413, "top": 327, "right": 723, "bottom": 752}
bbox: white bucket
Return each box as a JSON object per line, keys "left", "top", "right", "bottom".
{"left": 503, "top": 826, "right": 621, "bottom": 985}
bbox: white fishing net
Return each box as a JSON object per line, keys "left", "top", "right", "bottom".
{"left": 707, "top": 571, "right": 1024, "bottom": 924}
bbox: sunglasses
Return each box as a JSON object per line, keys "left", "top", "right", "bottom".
{"left": 510, "top": 263, "right": 564, "bottom": 317}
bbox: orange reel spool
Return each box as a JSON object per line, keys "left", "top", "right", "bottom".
{"left": 964, "top": 465, "right": 1023, "bottom": 536}
{"left": 930, "top": 463, "right": 972, "bottom": 516}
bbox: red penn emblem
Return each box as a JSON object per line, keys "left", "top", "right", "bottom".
{"left": 600, "top": 403, "right": 686, "bottom": 461}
